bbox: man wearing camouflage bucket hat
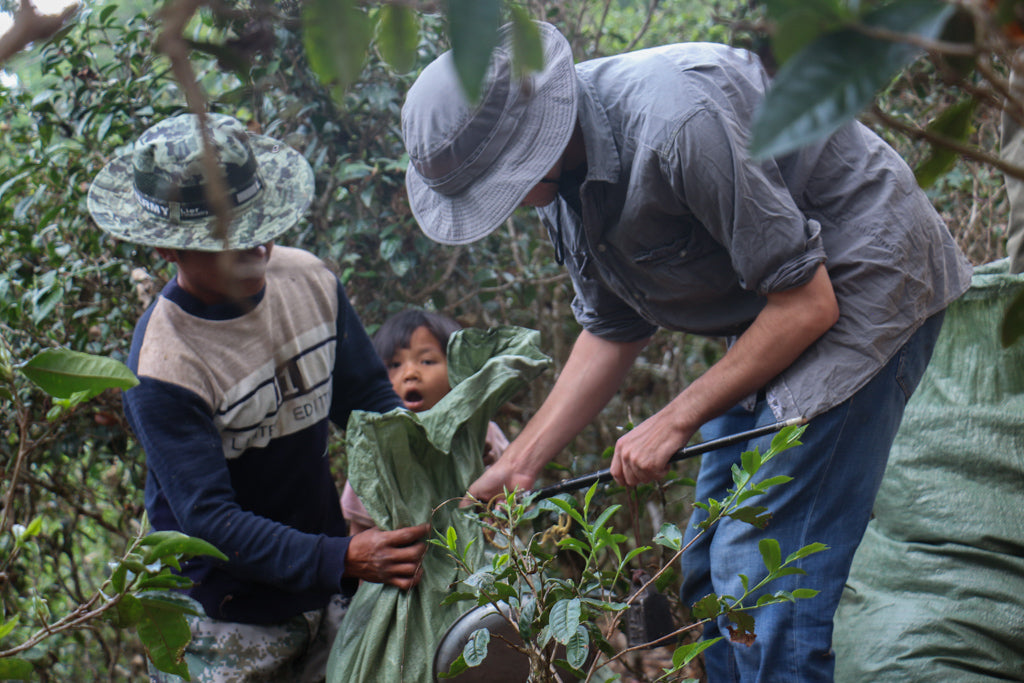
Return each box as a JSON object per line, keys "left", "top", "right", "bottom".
{"left": 401, "top": 21, "right": 973, "bottom": 683}
{"left": 89, "top": 113, "right": 429, "bottom": 682}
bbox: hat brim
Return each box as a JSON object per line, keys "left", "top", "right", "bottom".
{"left": 405, "top": 23, "right": 578, "bottom": 246}
{"left": 87, "top": 134, "right": 314, "bottom": 251}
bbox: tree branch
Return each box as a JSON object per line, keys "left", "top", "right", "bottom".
{"left": 866, "top": 104, "right": 1024, "bottom": 182}
{"left": 0, "top": 0, "right": 78, "bottom": 65}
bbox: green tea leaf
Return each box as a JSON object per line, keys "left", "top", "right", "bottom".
{"left": 0, "top": 615, "right": 20, "bottom": 641}
{"left": 375, "top": 5, "right": 419, "bottom": 74}
{"left": 759, "top": 537, "right": 782, "bottom": 573}
{"left": 447, "top": 0, "right": 501, "bottom": 102}
{"left": 302, "top": 0, "right": 373, "bottom": 99}
{"left": 115, "top": 594, "right": 144, "bottom": 627}
{"left": 653, "top": 522, "right": 683, "bottom": 551}
{"left": 438, "top": 653, "right": 470, "bottom": 678}
{"left": 784, "top": 542, "right": 829, "bottom": 564}
{"left": 439, "top": 591, "right": 479, "bottom": 606}
{"left": 507, "top": 5, "right": 544, "bottom": 77}
{"left": 0, "top": 658, "right": 34, "bottom": 679}
{"left": 583, "top": 482, "right": 598, "bottom": 517}
{"left": 740, "top": 448, "right": 762, "bottom": 476}
{"left": 136, "top": 573, "right": 194, "bottom": 591}
{"left": 750, "top": 0, "right": 955, "bottom": 160}
{"left": 691, "top": 593, "right": 721, "bottom": 620}
{"left": 914, "top": 98, "right": 978, "bottom": 188}
{"left": 768, "top": 1, "right": 848, "bottom": 64}
{"left": 111, "top": 562, "right": 129, "bottom": 594}
{"left": 463, "top": 627, "right": 490, "bottom": 666}
{"left": 18, "top": 348, "right": 138, "bottom": 399}
{"left": 727, "top": 505, "right": 771, "bottom": 529}
{"left": 549, "top": 597, "right": 582, "bottom": 644}
{"left": 137, "top": 596, "right": 193, "bottom": 679}
{"left": 756, "top": 475, "right": 794, "bottom": 490}
{"left": 565, "top": 624, "right": 589, "bottom": 669}
{"left": 141, "top": 531, "right": 228, "bottom": 565}
{"left": 591, "top": 504, "right": 620, "bottom": 535}
{"left": 671, "top": 636, "right": 722, "bottom": 669}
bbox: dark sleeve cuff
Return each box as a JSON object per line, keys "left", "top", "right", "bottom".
{"left": 318, "top": 535, "right": 356, "bottom": 595}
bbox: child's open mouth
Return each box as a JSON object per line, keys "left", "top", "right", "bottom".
{"left": 402, "top": 389, "right": 425, "bottom": 410}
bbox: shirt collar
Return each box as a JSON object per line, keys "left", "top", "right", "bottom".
{"left": 162, "top": 277, "right": 265, "bottom": 321}
{"left": 575, "top": 73, "right": 621, "bottom": 185}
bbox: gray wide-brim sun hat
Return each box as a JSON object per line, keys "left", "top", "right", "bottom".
{"left": 88, "top": 113, "right": 314, "bottom": 251}
{"left": 402, "top": 21, "right": 577, "bottom": 245}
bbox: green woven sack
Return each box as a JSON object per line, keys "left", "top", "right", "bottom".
{"left": 835, "top": 260, "right": 1024, "bottom": 681}
{"left": 327, "top": 326, "right": 551, "bottom": 682}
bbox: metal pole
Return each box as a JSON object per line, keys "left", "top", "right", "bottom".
{"left": 533, "top": 416, "right": 806, "bottom": 500}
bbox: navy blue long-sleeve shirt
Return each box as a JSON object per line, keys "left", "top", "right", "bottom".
{"left": 124, "top": 246, "right": 400, "bottom": 624}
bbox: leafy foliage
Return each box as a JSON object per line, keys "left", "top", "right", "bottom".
{"left": 433, "top": 425, "right": 824, "bottom": 681}
{"left": 0, "top": 0, "right": 1014, "bottom": 677}
{"left": 750, "top": 0, "right": 955, "bottom": 160}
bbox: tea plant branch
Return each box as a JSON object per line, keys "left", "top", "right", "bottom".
{"left": 0, "top": 523, "right": 151, "bottom": 659}
{"left": 622, "top": 0, "right": 661, "bottom": 53}
{"left": 865, "top": 104, "right": 1024, "bottom": 181}
{"left": 851, "top": 22, "right": 976, "bottom": 57}
{"left": 585, "top": 425, "right": 811, "bottom": 679}
{"left": 449, "top": 272, "right": 570, "bottom": 310}
{"left": 154, "top": 0, "right": 232, "bottom": 245}
{"left": 17, "top": 472, "right": 126, "bottom": 538}
{"left": 0, "top": 0, "right": 79, "bottom": 64}
{"left": 0, "top": 590, "right": 123, "bottom": 659}
{"left": 408, "top": 246, "right": 465, "bottom": 301}
{"left": 590, "top": 0, "right": 614, "bottom": 55}
{"left": 1, "top": 404, "right": 42, "bottom": 536}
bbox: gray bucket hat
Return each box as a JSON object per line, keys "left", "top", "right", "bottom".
{"left": 88, "top": 113, "right": 314, "bottom": 251}
{"left": 402, "top": 21, "right": 577, "bottom": 245}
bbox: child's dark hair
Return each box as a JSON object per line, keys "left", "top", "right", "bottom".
{"left": 372, "top": 309, "right": 462, "bottom": 362}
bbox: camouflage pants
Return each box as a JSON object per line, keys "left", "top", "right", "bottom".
{"left": 148, "top": 594, "right": 349, "bottom": 683}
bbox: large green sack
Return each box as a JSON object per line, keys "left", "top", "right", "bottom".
{"left": 834, "top": 260, "right": 1024, "bottom": 681}
{"left": 327, "top": 326, "right": 551, "bottom": 683}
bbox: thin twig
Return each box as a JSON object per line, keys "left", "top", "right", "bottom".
{"left": 865, "top": 104, "right": 1024, "bottom": 182}
{"left": 623, "top": 0, "right": 661, "bottom": 53}
{"left": 155, "top": 0, "right": 232, "bottom": 246}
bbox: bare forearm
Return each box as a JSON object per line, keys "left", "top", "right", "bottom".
{"left": 666, "top": 263, "right": 838, "bottom": 431}
{"left": 466, "top": 331, "right": 647, "bottom": 501}
{"left": 611, "top": 264, "right": 838, "bottom": 486}
{"left": 504, "top": 330, "right": 648, "bottom": 476}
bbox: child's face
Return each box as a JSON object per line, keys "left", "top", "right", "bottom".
{"left": 386, "top": 326, "right": 450, "bottom": 412}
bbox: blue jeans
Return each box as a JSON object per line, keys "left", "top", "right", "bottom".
{"left": 680, "top": 312, "right": 944, "bottom": 683}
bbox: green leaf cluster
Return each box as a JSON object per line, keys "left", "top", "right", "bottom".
{"left": 751, "top": 0, "right": 956, "bottom": 160}
{"left": 432, "top": 424, "right": 828, "bottom": 680}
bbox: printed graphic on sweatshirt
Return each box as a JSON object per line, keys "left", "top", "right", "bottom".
{"left": 215, "top": 322, "right": 336, "bottom": 458}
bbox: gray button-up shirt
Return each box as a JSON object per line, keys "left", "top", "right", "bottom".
{"left": 538, "top": 42, "right": 972, "bottom": 421}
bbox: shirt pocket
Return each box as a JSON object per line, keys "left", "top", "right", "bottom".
{"left": 634, "top": 237, "right": 697, "bottom": 265}
{"left": 629, "top": 232, "right": 748, "bottom": 329}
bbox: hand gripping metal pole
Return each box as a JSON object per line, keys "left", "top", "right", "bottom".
{"left": 533, "top": 416, "right": 806, "bottom": 500}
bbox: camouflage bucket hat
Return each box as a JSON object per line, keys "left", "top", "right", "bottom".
{"left": 87, "top": 113, "right": 314, "bottom": 251}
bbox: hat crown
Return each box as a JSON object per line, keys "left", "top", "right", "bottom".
{"left": 400, "top": 21, "right": 577, "bottom": 245}
{"left": 131, "top": 114, "right": 264, "bottom": 223}
{"left": 402, "top": 26, "right": 532, "bottom": 197}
